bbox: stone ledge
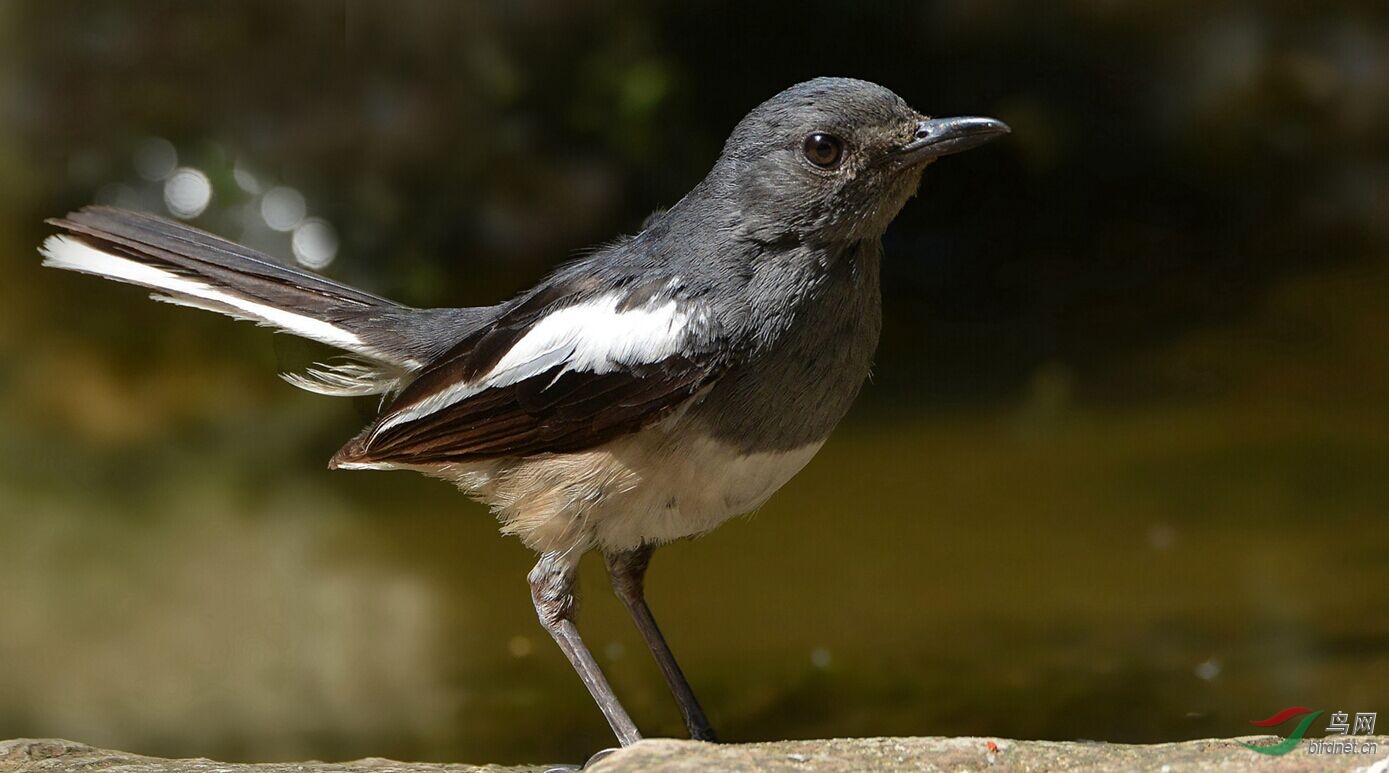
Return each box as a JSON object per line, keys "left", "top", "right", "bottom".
{"left": 2, "top": 736, "right": 1385, "bottom": 772}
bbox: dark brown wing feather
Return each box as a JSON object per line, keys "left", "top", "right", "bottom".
{"left": 329, "top": 267, "right": 721, "bottom": 466}
{"left": 331, "top": 355, "right": 715, "bottom": 466}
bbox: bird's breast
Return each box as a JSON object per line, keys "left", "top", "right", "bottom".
{"left": 694, "top": 244, "right": 883, "bottom": 452}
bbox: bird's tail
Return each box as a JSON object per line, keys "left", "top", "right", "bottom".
{"left": 41, "top": 206, "right": 425, "bottom": 396}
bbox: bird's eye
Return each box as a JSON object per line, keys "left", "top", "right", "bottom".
{"left": 802, "top": 133, "right": 845, "bottom": 169}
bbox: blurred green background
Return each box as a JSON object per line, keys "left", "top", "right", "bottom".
{"left": 1, "top": 0, "right": 1387, "bottom": 765}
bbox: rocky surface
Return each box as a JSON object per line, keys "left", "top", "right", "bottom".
{"left": 3, "top": 736, "right": 1386, "bottom": 772}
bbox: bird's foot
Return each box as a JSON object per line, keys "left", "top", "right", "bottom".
{"left": 541, "top": 747, "right": 621, "bottom": 773}
{"left": 584, "top": 747, "right": 620, "bottom": 767}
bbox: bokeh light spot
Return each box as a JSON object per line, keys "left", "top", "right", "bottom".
{"left": 261, "top": 186, "right": 307, "bottom": 232}
{"left": 232, "top": 160, "right": 262, "bottom": 194}
{"left": 506, "top": 635, "right": 532, "bottom": 658}
{"left": 291, "top": 218, "right": 339, "bottom": 269}
{"left": 162, "top": 167, "right": 212, "bottom": 219}
{"left": 134, "top": 137, "right": 177, "bottom": 181}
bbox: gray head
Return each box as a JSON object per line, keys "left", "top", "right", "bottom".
{"left": 708, "top": 77, "right": 1008, "bottom": 246}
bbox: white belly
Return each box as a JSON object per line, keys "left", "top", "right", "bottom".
{"left": 579, "top": 432, "right": 823, "bottom": 551}
{"left": 412, "top": 416, "right": 823, "bottom": 554}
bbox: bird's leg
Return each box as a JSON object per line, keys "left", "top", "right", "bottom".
{"left": 605, "top": 545, "right": 717, "bottom": 742}
{"left": 529, "top": 552, "right": 642, "bottom": 747}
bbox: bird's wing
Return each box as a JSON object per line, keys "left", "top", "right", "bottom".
{"left": 331, "top": 275, "right": 723, "bottom": 466}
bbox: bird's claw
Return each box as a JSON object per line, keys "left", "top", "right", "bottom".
{"left": 584, "top": 747, "right": 620, "bottom": 768}
{"left": 541, "top": 746, "right": 621, "bottom": 773}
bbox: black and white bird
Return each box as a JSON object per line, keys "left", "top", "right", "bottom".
{"left": 41, "top": 77, "right": 1007, "bottom": 750}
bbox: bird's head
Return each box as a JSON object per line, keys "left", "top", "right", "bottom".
{"left": 715, "top": 77, "right": 1008, "bottom": 246}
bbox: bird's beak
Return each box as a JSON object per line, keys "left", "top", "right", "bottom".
{"left": 895, "top": 116, "right": 1010, "bottom": 164}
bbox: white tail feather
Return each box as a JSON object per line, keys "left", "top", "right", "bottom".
{"left": 41, "top": 234, "right": 384, "bottom": 360}
{"left": 281, "top": 360, "right": 403, "bottom": 397}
